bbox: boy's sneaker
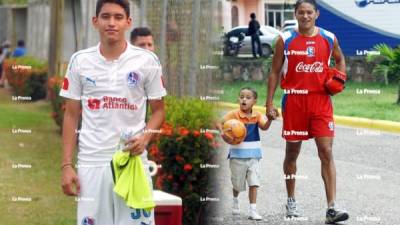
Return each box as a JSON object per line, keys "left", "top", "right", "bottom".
{"left": 325, "top": 207, "right": 349, "bottom": 224}
{"left": 248, "top": 209, "right": 263, "bottom": 221}
{"left": 232, "top": 198, "right": 240, "bottom": 215}
{"left": 286, "top": 198, "right": 300, "bottom": 218}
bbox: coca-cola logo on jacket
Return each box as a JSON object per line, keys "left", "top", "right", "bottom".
{"left": 295, "top": 62, "right": 324, "bottom": 73}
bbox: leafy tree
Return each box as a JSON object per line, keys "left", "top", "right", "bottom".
{"left": 367, "top": 44, "right": 400, "bottom": 104}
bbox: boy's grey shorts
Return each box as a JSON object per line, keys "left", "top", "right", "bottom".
{"left": 229, "top": 158, "right": 260, "bottom": 192}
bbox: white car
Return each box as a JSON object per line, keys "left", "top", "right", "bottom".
{"left": 223, "top": 25, "right": 281, "bottom": 57}
{"left": 282, "top": 20, "right": 298, "bottom": 33}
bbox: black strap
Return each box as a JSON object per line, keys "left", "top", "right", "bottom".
{"left": 110, "top": 160, "right": 116, "bottom": 184}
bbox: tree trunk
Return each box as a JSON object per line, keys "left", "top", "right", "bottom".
{"left": 188, "top": 0, "right": 201, "bottom": 96}
{"left": 397, "top": 79, "right": 400, "bottom": 104}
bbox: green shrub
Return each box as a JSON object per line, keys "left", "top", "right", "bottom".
{"left": 163, "top": 96, "right": 216, "bottom": 129}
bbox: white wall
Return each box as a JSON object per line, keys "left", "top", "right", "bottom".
{"left": 27, "top": 0, "right": 50, "bottom": 60}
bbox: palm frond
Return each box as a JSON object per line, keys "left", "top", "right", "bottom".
{"left": 374, "top": 43, "right": 395, "bottom": 60}
{"left": 371, "top": 64, "right": 389, "bottom": 77}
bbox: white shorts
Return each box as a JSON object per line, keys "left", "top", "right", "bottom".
{"left": 77, "top": 152, "right": 154, "bottom": 225}
{"left": 229, "top": 158, "right": 260, "bottom": 192}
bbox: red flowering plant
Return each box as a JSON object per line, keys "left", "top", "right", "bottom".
{"left": 148, "top": 96, "right": 220, "bottom": 225}
{"left": 47, "top": 74, "right": 66, "bottom": 129}
{"left": 3, "top": 57, "right": 48, "bottom": 101}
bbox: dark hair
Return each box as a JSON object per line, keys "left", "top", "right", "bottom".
{"left": 130, "top": 27, "right": 153, "bottom": 42}
{"left": 17, "top": 40, "right": 25, "bottom": 47}
{"left": 250, "top": 13, "right": 256, "bottom": 19}
{"left": 240, "top": 87, "right": 258, "bottom": 99}
{"left": 294, "top": 0, "right": 318, "bottom": 12}
{"left": 96, "top": 0, "right": 130, "bottom": 17}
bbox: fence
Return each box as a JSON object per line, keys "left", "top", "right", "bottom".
{"left": 134, "top": 0, "right": 220, "bottom": 97}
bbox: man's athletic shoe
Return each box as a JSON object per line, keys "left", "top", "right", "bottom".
{"left": 286, "top": 198, "right": 300, "bottom": 217}
{"left": 248, "top": 209, "right": 263, "bottom": 220}
{"left": 325, "top": 207, "right": 349, "bottom": 224}
{"left": 232, "top": 198, "right": 240, "bottom": 215}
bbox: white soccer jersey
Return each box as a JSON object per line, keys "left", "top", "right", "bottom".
{"left": 60, "top": 41, "right": 167, "bottom": 164}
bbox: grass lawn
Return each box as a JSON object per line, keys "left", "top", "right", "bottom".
{"left": 219, "top": 80, "right": 400, "bottom": 122}
{"left": 0, "top": 88, "right": 76, "bottom": 225}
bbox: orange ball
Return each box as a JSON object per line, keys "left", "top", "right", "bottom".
{"left": 222, "top": 119, "right": 247, "bottom": 145}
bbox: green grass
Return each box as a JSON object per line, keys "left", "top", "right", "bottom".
{"left": 0, "top": 89, "right": 76, "bottom": 225}
{"left": 219, "top": 81, "right": 400, "bottom": 122}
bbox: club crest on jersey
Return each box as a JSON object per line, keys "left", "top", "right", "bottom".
{"left": 328, "top": 121, "right": 334, "bottom": 131}
{"left": 307, "top": 46, "right": 315, "bottom": 57}
{"left": 82, "top": 217, "right": 95, "bottom": 225}
{"left": 127, "top": 71, "right": 140, "bottom": 87}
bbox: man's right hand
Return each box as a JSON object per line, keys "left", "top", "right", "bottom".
{"left": 61, "top": 166, "right": 80, "bottom": 196}
{"left": 266, "top": 105, "right": 278, "bottom": 120}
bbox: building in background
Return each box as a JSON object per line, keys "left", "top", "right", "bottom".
{"left": 0, "top": 0, "right": 220, "bottom": 96}
{"left": 217, "top": 0, "right": 296, "bottom": 31}
{"left": 218, "top": 0, "right": 400, "bottom": 56}
{"left": 0, "top": 4, "right": 27, "bottom": 48}
{"left": 316, "top": 0, "right": 400, "bottom": 56}
{"left": 0, "top": 0, "right": 141, "bottom": 61}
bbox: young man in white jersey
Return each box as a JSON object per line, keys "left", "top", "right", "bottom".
{"left": 60, "top": 1, "right": 166, "bottom": 225}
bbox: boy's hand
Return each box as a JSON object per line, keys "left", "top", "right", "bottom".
{"left": 221, "top": 131, "right": 234, "bottom": 144}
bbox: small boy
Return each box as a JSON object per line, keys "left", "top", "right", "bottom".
{"left": 221, "top": 87, "right": 276, "bottom": 220}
